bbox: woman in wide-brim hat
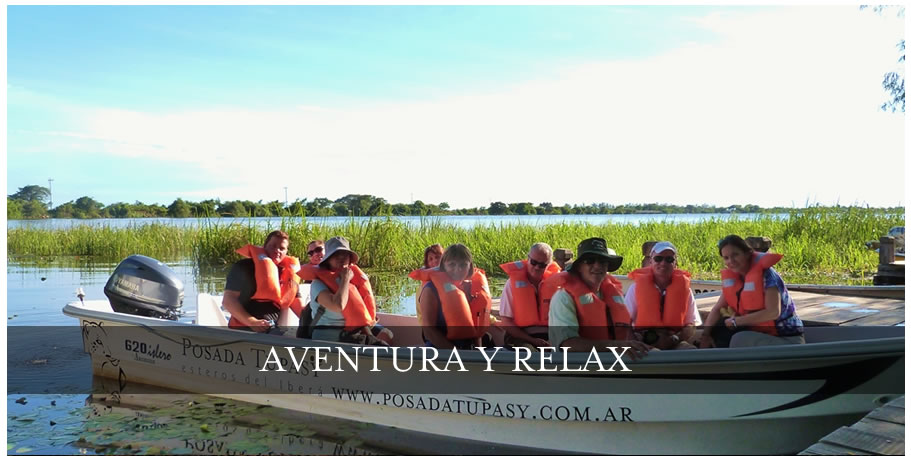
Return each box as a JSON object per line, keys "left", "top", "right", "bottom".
{"left": 305, "top": 236, "right": 393, "bottom": 345}
{"left": 547, "top": 237, "right": 650, "bottom": 357}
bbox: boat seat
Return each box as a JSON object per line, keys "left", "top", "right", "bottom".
{"left": 196, "top": 290, "right": 311, "bottom": 329}
{"left": 196, "top": 294, "right": 229, "bottom": 327}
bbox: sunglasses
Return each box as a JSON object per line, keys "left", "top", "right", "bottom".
{"left": 653, "top": 256, "right": 676, "bottom": 264}
{"left": 307, "top": 247, "right": 324, "bottom": 256}
{"left": 528, "top": 258, "right": 550, "bottom": 269}
{"left": 580, "top": 255, "right": 610, "bottom": 266}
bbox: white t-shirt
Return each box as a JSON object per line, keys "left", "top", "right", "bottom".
{"left": 499, "top": 281, "right": 515, "bottom": 317}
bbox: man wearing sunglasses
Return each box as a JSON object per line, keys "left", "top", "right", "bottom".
{"left": 625, "top": 241, "right": 699, "bottom": 350}
{"left": 548, "top": 238, "right": 650, "bottom": 359}
{"left": 498, "top": 243, "right": 562, "bottom": 348}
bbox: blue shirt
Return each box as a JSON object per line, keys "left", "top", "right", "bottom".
{"left": 309, "top": 279, "right": 346, "bottom": 328}
{"left": 763, "top": 268, "right": 804, "bottom": 336}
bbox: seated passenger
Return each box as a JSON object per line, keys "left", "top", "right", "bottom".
{"left": 625, "top": 241, "right": 698, "bottom": 350}
{"left": 410, "top": 244, "right": 492, "bottom": 349}
{"left": 497, "top": 243, "right": 562, "bottom": 348}
{"left": 306, "top": 239, "right": 325, "bottom": 266}
{"left": 700, "top": 234, "right": 804, "bottom": 348}
{"left": 299, "top": 239, "right": 325, "bottom": 284}
{"left": 414, "top": 244, "right": 444, "bottom": 325}
{"left": 548, "top": 237, "right": 649, "bottom": 358}
{"left": 298, "top": 236, "right": 392, "bottom": 345}
{"left": 640, "top": 241, "right": 657, "bottom": 268}
{"left": 223, "top": 230, "right": 303, "bottom": 332}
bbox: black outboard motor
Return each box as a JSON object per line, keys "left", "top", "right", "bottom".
{"left": 104, "top": 255, "right": 184, "bottom": 320}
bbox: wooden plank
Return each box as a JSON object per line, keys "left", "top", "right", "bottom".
{"left": 864, "top": 405, "right": 905, "bottom": 425}
{"left": 841, "top": 310, "right": 905, "bottom": 326}
{"left": 819, "top": 427, "right": 904, "bottom": 455}
{"left": 797, "top": 307, "right": 878, "bottom": 325}
{"left": 851, "top": 419, "right": 905, "bottom": 439}
{"left": 696, "top": 291, "right": 903, "bottom": 326}
{"left": 799, "top": 441, "right": 877, "bottom": 455}
{"left": 886, "top": 396, "right": 905, "bottom": 409}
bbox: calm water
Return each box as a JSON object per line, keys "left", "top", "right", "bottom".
{"left": 6, "top": 257, "right": 509, "bottom": 455}
{"left": 7, "top": 213, "right": 783, "bottom": 230}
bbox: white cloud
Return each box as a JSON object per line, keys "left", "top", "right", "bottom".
{"left": 10, "top": 6, "right": 905, "bottom": 208}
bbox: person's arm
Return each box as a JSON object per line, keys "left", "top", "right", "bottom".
{"left": 316, "top": 267, "right": 353, "bottom": 313}
{"left": 699, "top": 294, "right": 728, "bottom": 348}
{"left": 222, "top": 290, "right": 271, "bottom": 332}
{"left": 673, "top": 292, "right": 699, "bottom": 343}
{"left": 419, "top": 285, "right": 454, "bottom": 349}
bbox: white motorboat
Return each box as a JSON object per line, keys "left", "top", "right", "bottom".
{"left": 60, "top": 255, "right": 904, "bottom": 454}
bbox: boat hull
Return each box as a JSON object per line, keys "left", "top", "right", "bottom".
{"left": 64, "top": 301, "right": 904, "bottom": 455}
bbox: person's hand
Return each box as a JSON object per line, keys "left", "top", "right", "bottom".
{"left": 339, "top": 267, "right": 354, "bottom": 283}
{"left": 654, "top": 332, "right": 677, "bottom": 351}
{"left": 615, "top": 340, "right": 650, "bottom": 360}
{"left": 246, "top": 317, "right": 272, "bottom": 333}
{"left": 698, "top": 335, "right": 715, "bottom": 349}
{"left": 529, "top": 337, "right": 551, "bottom": 348}
{"left": 724, "top": 317, "right": 737, "bottom": 330}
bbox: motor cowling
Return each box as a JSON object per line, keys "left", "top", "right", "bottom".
{"left": 104, "top": 255, "right": 184, "bottom": 320}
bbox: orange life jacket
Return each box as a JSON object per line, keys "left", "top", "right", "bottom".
{"left": 721, "top": 252, "right": 782, "bottom": 335}
{"left": 561, "top": 273, "right": 632, "bottom": 341}
{"left": 627, "top": 267, "right": 691, "bottom": 329}
{"left": 297, "top": 264, "right": 377, "bottom": 329}
{"left": 235, "top": 244, "right": 301, "bottom": 309}
{"left": 409, "top": 267, "right": 491, "bottom": 340}
{"left": 538, "top": 271, "right": 622, "bottom": 326}
{"left": 498, "top": 259, "right": 562, "bottom": 327}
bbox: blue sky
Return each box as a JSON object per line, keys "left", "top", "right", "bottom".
{"left": 6, "top": 5, "right": 906, "bottom": 209}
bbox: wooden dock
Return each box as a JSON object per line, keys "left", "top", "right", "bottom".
{"left": 694, "top": 289, "right": 905, "bottom": 326}
{"left": 799, "top": 396, "right": 905, "bottom": 455}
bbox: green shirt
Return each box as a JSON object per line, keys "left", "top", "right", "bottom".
{"left": 548, "top": 288, "right": 601, "bottom": 348}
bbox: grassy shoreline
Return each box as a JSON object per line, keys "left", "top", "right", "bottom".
{"left": 7, "top": 208, "right": 903, "bottom": 285}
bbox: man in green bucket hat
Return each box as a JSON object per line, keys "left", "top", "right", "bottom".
{"left": 548, "top": 238, "right": 650, "bottom": 358}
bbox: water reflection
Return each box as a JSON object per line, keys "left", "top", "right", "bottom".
{"left": 81, "top": 379, "right": 389, "bottom": 455}
{"left": 6, "top": 258, "right": 509, "bottom": 455}
{"left": 9, "top": 377, "right": 534, "bottom": 455}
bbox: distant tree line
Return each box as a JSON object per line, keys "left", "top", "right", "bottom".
{"left": 7, "top": 185, "right": 904, "bottom": 220}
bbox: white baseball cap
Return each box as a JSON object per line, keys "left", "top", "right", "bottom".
{"left": 650, "top": 241, "right": 678, "bottom": 256}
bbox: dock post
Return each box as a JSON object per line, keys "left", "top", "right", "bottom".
{"left": 879, "top": 236, "right": 895, "bottom": 265}
{"left": 874, "top": 236, "right": 905, "bottom": 286}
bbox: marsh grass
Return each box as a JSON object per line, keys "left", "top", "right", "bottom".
{"left": 7, "top": 208, "right": 903, "bottom": 285}
{"left": 7, "top": 224, "right": 192, "bottom": 260}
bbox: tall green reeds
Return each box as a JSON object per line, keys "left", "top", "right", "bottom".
{"left": 7, "top": 207, "right": 903, "bottom": 284}
{"left": 7, "top": 224, "right": 193, "bottom": 260}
